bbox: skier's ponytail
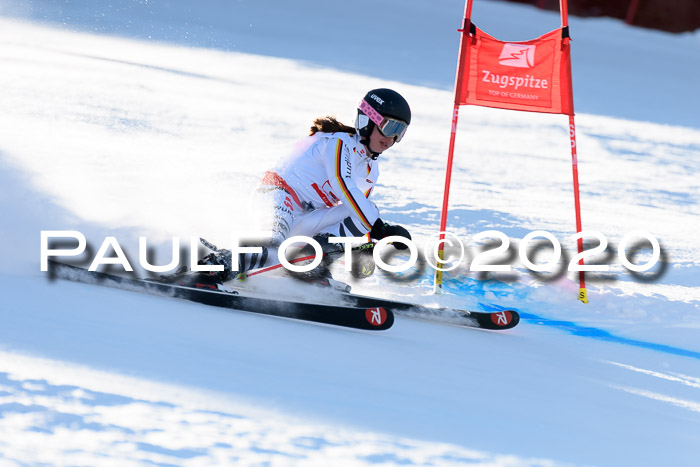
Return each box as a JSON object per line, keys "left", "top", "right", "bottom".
{"left": 309, "top": 116, "right": 356, "bottom": 136}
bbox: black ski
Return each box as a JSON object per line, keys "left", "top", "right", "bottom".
{"left": 47, "top": 261, "right": 394, "bottom": 331}
{"left": 258, "top": 238, "right": 519, "bottom": 330}
{"left": 337, "top": 291, "right": 519, "bottom": 330}
{"left": 244, "top": 258, "right": 519, "bottom": 330}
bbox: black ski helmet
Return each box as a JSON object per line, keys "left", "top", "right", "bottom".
{"left": 355, "top": 88, "right": 411, "bottom": 158}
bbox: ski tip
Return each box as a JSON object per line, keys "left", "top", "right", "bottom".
{"left": 363, "top": 307, "right": 394, "bottom": 330}
{"left": 476, "top": 309, "right": 519, "bottom": 330}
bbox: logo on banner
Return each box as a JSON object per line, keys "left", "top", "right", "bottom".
{"left": 498, "top": 43, "right": 536, "bottom": 68}
{"left": 456, "top": 27, "right": 573, "bottom": 114}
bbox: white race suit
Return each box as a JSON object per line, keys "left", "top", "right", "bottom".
{"left": 241, "top": 131, "right": 380, "bottom": 272}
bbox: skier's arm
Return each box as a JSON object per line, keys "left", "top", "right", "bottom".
{"left": 325, "top": 138, "right": 380, "bottom": 231}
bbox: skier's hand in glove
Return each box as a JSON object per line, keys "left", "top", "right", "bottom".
{"left": 370, "top": 218, "right": 412, "bottom": 250}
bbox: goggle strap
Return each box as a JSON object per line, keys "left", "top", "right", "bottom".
{"left": 359, "top": 99, "right": 385, "bottom": 126}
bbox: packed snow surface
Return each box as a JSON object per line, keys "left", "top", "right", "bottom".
{"left": 1, "top": 1, "right": 699, "bottom": 465}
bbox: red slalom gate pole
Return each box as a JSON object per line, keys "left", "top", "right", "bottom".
{"left": 434, "top": 104, "right": 461, "bottom": 293}
{"left": 434, "top": 0, "right": 473, "bottom": 293}
{"left": 568, "top": 116, "right": 588, "bottom": 303}
{"left": 561, "top": 0, "right": 587, "bottom": 303}
{"left": 241, "top": 254, "right": 316, "bottom": 279}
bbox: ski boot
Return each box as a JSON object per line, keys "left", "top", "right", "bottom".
{"left": 157, "top": 239, "right": 235, "bottom": 288}
{"left": 350, "top": 242, "right": 376, "bottom": 279}
{"left": 156, "top": 264, "right": 227, "bottom": 290}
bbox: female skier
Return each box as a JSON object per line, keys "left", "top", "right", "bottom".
{"left": 202, "top": 88, "right": 413, "bottom": 280}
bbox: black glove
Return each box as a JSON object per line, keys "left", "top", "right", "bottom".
{"left": 369, "top": 218, "right": 411, "bottom": 250}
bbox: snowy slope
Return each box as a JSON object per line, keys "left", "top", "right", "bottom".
{"left": 1, "top": 1, "right": 700, "bottom": 466}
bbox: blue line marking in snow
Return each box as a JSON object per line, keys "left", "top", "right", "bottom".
{"left": 416, "top": 274, "right": 699, "bottom": 360}
{"left": 480, "top": 304, "right": 700, "bottom": 360}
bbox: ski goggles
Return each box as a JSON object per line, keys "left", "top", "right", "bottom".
{"left": 359, "top": 99, "right": 408, "bottom": 142}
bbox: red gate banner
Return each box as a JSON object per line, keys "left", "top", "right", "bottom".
{"left": 436, "top": 0, "right": 587, "bottom": 302}
{"left": 455, "top": 26, "right": 574, "bottom": 115}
